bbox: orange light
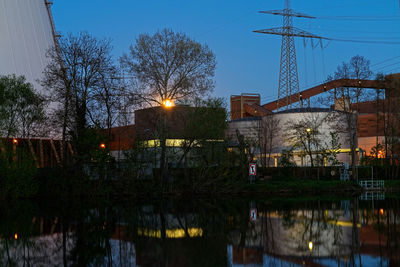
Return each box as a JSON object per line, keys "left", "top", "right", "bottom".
{"left": 379, "top": 208, "right": 384, "bottom": 215}
{"left": 99, "top": 143, "right": 106, "bottom": 149}
{"left": 14, "top": 233, "right": 18, "bottom": 240}
{"left": 12, "top": 138, "right": 18, "bottom": 144}
{"left": 162, "top": 99, "right": 173, "bottom": 108}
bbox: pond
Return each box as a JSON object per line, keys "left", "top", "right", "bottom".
{"left": 1, "top": 194, "right": 398, "bottom": 266}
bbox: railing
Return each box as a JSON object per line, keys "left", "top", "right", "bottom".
{"left": 359, "top": 180, "right": 385, "bottom": 190}
{"left": 359, "top": 192, "right": 385, "bottom": 200}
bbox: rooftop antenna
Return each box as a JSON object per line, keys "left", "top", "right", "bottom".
{"left": 254, "top": 0, "right": 323, "bottom": 110}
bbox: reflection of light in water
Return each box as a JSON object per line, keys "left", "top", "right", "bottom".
{"left": 137, "top": 228, "right": 203, "bottom": 238}
{"left": 308, "top": 241, "right": 313, "bottom": 251}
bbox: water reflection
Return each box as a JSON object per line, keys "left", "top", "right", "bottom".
{"left": 0, "top": 197, "right": 399, "bottom": 266}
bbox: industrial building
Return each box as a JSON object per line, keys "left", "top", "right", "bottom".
{"left": 227, "top": 74, "right": 400, "bottom": 167}
{"left": 0, "top": 0, "right": 57, "bottom": 94}
{"left": 107, "top": 105, "right": 226, "bottom": 167}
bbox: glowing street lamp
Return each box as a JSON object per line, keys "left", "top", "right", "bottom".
{"left": 12, "top": 138, "right": 18, "bottom": 144}
{"left": 308, "top": 241, "right": 313, "bottom": 251}
{"left": 99, "top": 143, "right": 106, "bottom": 149}
{"left": 306, "top": 128, "right": 311, "bottom": 133}
{"left": 162, "top": 99, "right": 173, "bottom": 108}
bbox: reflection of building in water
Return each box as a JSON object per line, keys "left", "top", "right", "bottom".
{"left": 0, "top": 211, "right": 213, "bottom": 267}
{"left": 228, "top": 208, "right": 393, "bottom": 267}
{"left": 0, "top": 234, "right": 136, "bottom": 266}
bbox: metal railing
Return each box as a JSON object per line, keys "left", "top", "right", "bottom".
{"left": 359, "top": 180, "right": 385, "bottom": 189}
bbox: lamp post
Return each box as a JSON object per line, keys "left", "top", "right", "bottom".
{"left": 160, "top": 99, "right": 173, "bottom": 182}
{"left": 305, "top": 128, "right": 314, "bottom": 167}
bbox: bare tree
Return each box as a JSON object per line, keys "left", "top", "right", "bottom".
{"left": 261, "top": 115, "right": 280, "bottom": 167}
{"left": 284, "top": 114, "right": 325, "bottom": 167}
{"left": 121, "top": 28, "right": 216, "bottom": 174}
{"left": 382, "top": 74, "right": 400, "bottom": 178}
{"left": 120, "top": 28, "right": 216, "bottom": 106}
{"left": 42, "top": 32, "right": 118, "bottom": 157}
{"left": 327, "top": 55, "right": 373, "bottom": 176}
{"left": 88, "top": 68, "right": 130, "bottom": 142}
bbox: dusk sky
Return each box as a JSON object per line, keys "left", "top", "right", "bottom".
{"left": 52, "top": 0, "right": 400, "bottom": 105}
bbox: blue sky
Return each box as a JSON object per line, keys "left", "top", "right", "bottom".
{"left": 52, "top": 0, "right": 400, "bottom": 105}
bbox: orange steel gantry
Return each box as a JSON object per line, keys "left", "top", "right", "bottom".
{"left": 230, "top": 78, "right": 390, "bottom": 120}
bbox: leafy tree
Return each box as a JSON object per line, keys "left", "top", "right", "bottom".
{"left": 321, "top": 132, "right": 341, "bottom": 166}
{"left": 120, "top": 28, "right": 216, "bottom": 106}
{"left": 279, "top": 149, "right": 296, "bottom": 167}
{"left": 177, "top": 97, "right": 227, "bottom": 167}
{"left": 0, "top": 75, "right": 45, "bottom": 138}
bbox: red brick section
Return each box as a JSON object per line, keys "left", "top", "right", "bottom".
{"left": 358, "top": 114, "right": 385, "bottom": 137}
{"left": 107, "top": 125, "right": 135, "bottom": 151}
{"left": 230, "top": 94, "right": 261, "bottom": 120}
{"left": 262, "top": 79, "right": 387, "bottom": 111}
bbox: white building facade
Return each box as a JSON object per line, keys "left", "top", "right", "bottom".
{"left": 227, "top": 108, "right": 357, "bottom": 167}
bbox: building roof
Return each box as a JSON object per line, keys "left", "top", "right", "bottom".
{"left": 229, "top": 117, "right": 262, "bottom": 123}
{"left": 275, "top": 107, "right": 333, "bottom": 114}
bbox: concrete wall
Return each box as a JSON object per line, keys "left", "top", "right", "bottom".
{"left": 0, "top": 0, "right": 55, "bottom": 93}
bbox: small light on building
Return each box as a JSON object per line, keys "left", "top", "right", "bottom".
{"left": 306, "top": 128, "right": 311, "bottom": 133}
{"left": 99, "top": 143, "right": 106, "bottom": 149}
{"left": 379, "top": 208, "right": 384, "bottom": 215}
{"left": 14, "top": 233, "right": 18, "bottom": 240}
{"left": 308, "top": 241, "right": 313, "bottom": 251}
{"left": 12, "top": 138, "right": 18, "bottom": 144}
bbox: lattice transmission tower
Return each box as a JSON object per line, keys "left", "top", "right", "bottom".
{"left": 254, "top": 0, "right": 322, "bottom": 110}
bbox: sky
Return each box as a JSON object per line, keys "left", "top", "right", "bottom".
{"left": 51, "top": 0, "right": 400, "bottom": 105}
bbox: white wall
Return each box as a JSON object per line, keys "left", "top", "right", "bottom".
{"left": 275, "top": 111, "right": 352, "bottom": 164}
{"left": 0, "top": 0, "right": 55, "bottom": 94}
{"left": 227, "top": 111, "right": 356, "bottom": 166}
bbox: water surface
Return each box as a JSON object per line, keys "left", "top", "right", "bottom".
{"left": 1, "top": 195, "right": 398, "bottom": 266}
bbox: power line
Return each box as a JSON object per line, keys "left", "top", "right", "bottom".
{"left": 315, "top": 15, "right": 400, "bottom": 21}
{"left": 371, "top": 55, "right": 400, "bottom": 66}
{"left": 373, "top": 61, "right": 400, "bottom": 72}
{"left": 326, "top": 38, "right": 400, "bottom": 45}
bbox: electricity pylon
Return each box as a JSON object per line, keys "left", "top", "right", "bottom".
{"left": 254, "top": 0, "right": 322, "bottom": 110}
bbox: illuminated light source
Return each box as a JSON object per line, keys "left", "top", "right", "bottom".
{"left": 137, "top": 227, "right": 203, "bottom": 239}
{"left": 12, "top": 138, "right": 18, "bottom": 144}
{"left": 99, "top": 143, "right": 106, "bottom": 149}
{"left": 162, "top": 99, "right": 173, "bottom": 108}
{"left": 308, "top": 241, "right": 313, "bottom": 251}
{"left": 306, "top": 128, "right": 311, "bottom": 133}
{"left": 14, "top": 233, "right": 18, "bottom": 240}
{"left": 379, "top": 208, "right": 384, "bottom": 215}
